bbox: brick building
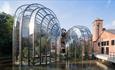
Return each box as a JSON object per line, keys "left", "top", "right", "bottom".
{"left": 92, "top": 18, "right": 115, "bottom": 56}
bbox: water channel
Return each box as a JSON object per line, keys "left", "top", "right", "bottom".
{"left": 1, "top": 60, "right": 115, "bottom": 70}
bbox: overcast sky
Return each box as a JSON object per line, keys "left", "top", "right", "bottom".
{"left": 0, "top": 0, "right": 115, "bottom": 32}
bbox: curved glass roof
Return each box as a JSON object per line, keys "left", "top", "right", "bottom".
{"left": 13, "top": 3, "right": 60, "bottom": 39}
{"left": 66, "top": 25, "right": 92, "bottom": 48}
{"left": 65, "top": 25, "right": 92, "bottom": 60}
{"left": 13, "top": 3, "right": 61, "bottom": 66}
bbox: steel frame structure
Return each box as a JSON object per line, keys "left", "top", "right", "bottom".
{"left": 65, "top": 25, "right": 92, "bottom": 61}
{"left": 12, "top": 3, "right": 93, "bottom": 70}
{"left": 13, "top": 3, "right": 61, "bottom": 67}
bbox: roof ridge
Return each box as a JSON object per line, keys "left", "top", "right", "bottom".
{"left": 106, "top": 29, "right": 115, "bottom": 34}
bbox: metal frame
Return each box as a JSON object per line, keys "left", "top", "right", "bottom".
{"left": 65, "top": 25, "right": 92, "bottom": 61}
{"left": 13, "top": 3, "right": 61, "bottom": 68}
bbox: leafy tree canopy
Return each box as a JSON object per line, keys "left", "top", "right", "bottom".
{"left": 0, "top": 12, "right": 14, "bottom": 56}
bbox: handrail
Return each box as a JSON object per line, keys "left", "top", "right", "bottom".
{"left": 109, "top": 52, "right": 115, "bottom": 57}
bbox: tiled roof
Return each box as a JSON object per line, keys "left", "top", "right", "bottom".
{"left": 106, "top": 29, "right": 115, "bottom": 34}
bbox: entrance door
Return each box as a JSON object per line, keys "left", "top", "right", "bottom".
{"left": 101, "top": 47, "right": 104, "bottom": 54}
{"left": 106, "top": 47, "right": 109, "bottom": 55}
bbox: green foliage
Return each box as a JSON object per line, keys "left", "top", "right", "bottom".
{"left": 40, "top": 36, "right": 48, "bottom": 54}
{"left": 75, "top": 46, "right": 82, "bottom": 60}
{"left": 67, "top": 43, "right": 82, "bottom": 61}
{"left": 84, "top": 48, "right": 89, "bottom": 60}
{"left": 84, "top": 44, "right": 90, "bottom": 60}
{"left": 36, "top": 36, "right": 49, "bottom": 55}
{"left": 0, "top": 12, "right": 14, "bottom": 56}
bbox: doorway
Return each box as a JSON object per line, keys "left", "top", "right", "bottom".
{"left": 106, "top": 47, "right": 109, "bottom": 55}
{"left": 101, "top": 47, "right": 104, "bottom": 54}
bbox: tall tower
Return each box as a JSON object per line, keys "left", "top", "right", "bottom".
{"left": 92, "top": 18, "right": 103, "bottom": 42}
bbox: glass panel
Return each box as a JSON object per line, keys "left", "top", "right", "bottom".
{"left": 13, "top": 4, "right": 61, "bottom": 68}
{"left": 65, "top": 26, "right": 92, "bottom": 62}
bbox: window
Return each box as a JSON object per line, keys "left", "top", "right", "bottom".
{"left": 101, "top": 42, "right": 103, "bottom": 46}
{"left": 111, "top": 40, "right": 114, "bottom": 45}
{"left": 103, "top": 41, "right": 106, "bottom": 46}
{"left": 101, "top": 47, "right": 104, "bottom": 54}
{"left": 107, "top": 41, "right": 109, "bottom": 46}
{"left": 97, "top": 25, "right": 99, "bottom": 29}
{"left": 100, "top": 41, "right": 109, "bottom": 46}
{"left": 106, "top": 47, "right": 109, "bottom": 55}
{"left": 98, "top": 42, "right": 100, "bottom": 46}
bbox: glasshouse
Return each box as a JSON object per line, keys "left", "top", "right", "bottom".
{"left": 65, "top": 26, "right": 92, "bottom": 61}
{"left": 13, "top": 3, "right": 61, "bottom": 66}
{"left": 12, "top": 3, "right": 93, "bottom": 70}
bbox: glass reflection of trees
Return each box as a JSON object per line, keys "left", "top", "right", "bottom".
{"left": 66, "top": 26, "right": 92, "bottom": 61}
{"left": 13, "top": 3, "right": 61, "bottom": 66}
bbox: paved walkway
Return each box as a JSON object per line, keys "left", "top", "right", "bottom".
{"left": 95, "top": 54, "right": 115, "bottom": 63}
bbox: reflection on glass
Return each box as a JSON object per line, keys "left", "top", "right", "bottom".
{"left": 13, "top": 3, "right": 61, "bottom": 68}
{"left": 65, "top": 26, "right": 92, "bottom": 61}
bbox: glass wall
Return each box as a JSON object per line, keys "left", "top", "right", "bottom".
{"left": 65, "top": 26, "right": 92, "bottom": 61}
{"left": 13, "top": 3, "right": 61, "bottom": 67}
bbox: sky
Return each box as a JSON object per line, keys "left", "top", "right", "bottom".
{"left": 0, "top": 0, "right": 115, "bottom": 32}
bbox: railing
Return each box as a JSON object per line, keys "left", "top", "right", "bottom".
{"left": 109, "top": 52, "right": 115, "bottom": 57}
{"left": 109, "top": 52, "right": 115, "bottom": 62}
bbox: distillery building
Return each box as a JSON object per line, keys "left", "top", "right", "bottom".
{"left": 92, "top": 18, "right": 115, "bottom": 63}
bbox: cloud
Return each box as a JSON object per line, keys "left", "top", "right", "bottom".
{"left": 112, "top": 20, "right": 115, "bottom": 26}
{"left": 0, "top": 1, "right": 12, "bottom": 14}
{"left": 104, "top": 20, "right": 115, "bottom": 29}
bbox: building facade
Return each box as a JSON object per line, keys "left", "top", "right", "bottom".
{"left": 92, "top": 18, "right": 115, "bottom": 56}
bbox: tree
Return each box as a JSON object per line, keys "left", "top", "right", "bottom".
{"left": 0, "top": 12, "right": 14, "bottom": 57}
